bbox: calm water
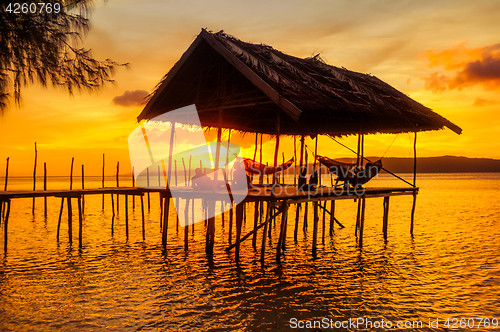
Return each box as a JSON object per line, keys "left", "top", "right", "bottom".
{"left": 0, "top": 174, "right": 499, "bottom": 331}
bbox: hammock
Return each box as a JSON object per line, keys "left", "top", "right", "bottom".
{"left": 316, "top": 155, "right": 382, "bottom": 186}
{"left": 243, "top": 157, "right": 294, "bottom": 175}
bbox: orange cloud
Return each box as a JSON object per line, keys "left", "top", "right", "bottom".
{"left": 420, "top": 43, "right": 500, "bottom": 92}
{"left": 112, "top": 90, "right": 149, "bottom": 107}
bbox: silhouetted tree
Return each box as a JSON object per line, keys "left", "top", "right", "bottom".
{"left": 0, "top": 0, "right": 124, "bottom": 112}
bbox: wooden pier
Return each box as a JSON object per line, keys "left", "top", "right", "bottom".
{"left": 0, "top": 184, "right": 418, "bottom": 263}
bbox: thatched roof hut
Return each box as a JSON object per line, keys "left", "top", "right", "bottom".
{"left": 138, "top": 29, "right": 461, "bottom": 136}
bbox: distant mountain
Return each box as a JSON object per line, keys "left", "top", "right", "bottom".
{"left": 287, "top": 156, "right": 500, "bottom": 173}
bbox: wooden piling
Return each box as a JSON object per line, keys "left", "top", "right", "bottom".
{"left": 3, "top": 200, "right": 11, "bottom": 252}
{"left": 67, "top": 197, "right": 72, "bottom": 243}
{"left": 329, "top": 200, "right": 335, "bottom": 236}
{"left": 162, "top": 195, "right": 170, "bottom": 247}
{"left": 252, "top": 201, "right": 259, "bottom": 249}
{"left": 276, "top": 200, "right": 288, "bottom": 262}
{"left": 383, "top": 196, "right": 390, "bottom": 241}
{"left": 147, "top": 168, "right": 150, "bottom": 211}
{"left": 228, "top": 201, "right": 233, "bottom": 244}
{"left": 81, "top": 164, "right": 85, "bottom": 212}
{"left": 359, "top": 197, "right": 366, "bottom": 247}
{"left": 410, "top": 191, "right": 417, "bottom": 235}
{"left": 116, "top": 162, "right": 120, "bottom": 213}
{"left": 303, "top": 202, "right": 308, "bottom": 230}
{"left": 312, "top": 202, "right": 319, "bottom": 256}
{"left": 140, "top": 195, "right": 145, "bottom": 240}
{"left": 125, "top": 195, "right": 129, "bottom": 238}
{"left": 322, "top": 201, "right": 326, "bottom": 244}
{"left": 294, "top": 202, "right": 300, "bottom": 240}
{"left": 102, "top": 153, "right": 105, "bottom": 209}
{"left": 57, "top": 198, "right": 64, "bottom": 241}
{"left": 260, "top": 203, "right": 271, "bottom": 262}
{"left": 132, "top": 167, "right": 135, "bottom": 210}
{"left": 32, "top": 142, "right": 37, "bottom": 215}
{"left": 70, "top": 157, "right": 74, "bottom": 190}
{"left": 4, "top": 157, "right": 9, "bottom": 191}
{"left": 44, "top": 162, "right": 47, "bottom": 217}
{"left": 78, "top": 196, "right": 83, "bottom": 247}
{"left": 111, "top": 192, "right": 115, "bottom": 233}
{"left": 235, "top": 202, "right": 244, "bottom": 261}
{"left": 184, "top": 198, "right": 189, "bottom": 251}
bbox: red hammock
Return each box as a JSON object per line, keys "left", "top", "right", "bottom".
{"left": 243, "top": 157, "right": 294, "bottom": 175}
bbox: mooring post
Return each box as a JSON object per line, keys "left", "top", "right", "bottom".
{"left": 67, "top": 197, "right": 72, "bottom": 243}
{"left": 111, "top": 192, "right": 115, "bottom": 234}
{"left": 78, "top": 195, "right": 83, "bottom": 247}
{"left": 294, "top": 203, "right": 300, "bottom": 241}
{"left": 252, "top": 201, "right": 259, "bottom": 249}
{"left": 383, "top": 196, "right": 390, "bottom": 241}
{"left": 57, "top": 198, "right": 64, "bottom": 241}
{"left": 3, "top": 200, "right": 11, "bottom": 252}
{"left": 260, "top": 203, "right": 271, "bottom": 263}
{"left": 125, "top": 195, "right": 129, "bottom": 238}
{"left": 44, "top": 162, "right": 48, "bottom": 217}
{"left": 140, "top": 195, "right": 145, "bottom": 240}
{"left": 329, "top": 200, "right": 335, "bottom": 236}
{"left": 410, "top": 191, "right": 417, "bottom": 235}
{"left": 32, "top": 142, "right": 37, "bottom": 215}
{"left": 359, "top": 196, "right": 366, "bottom": 247}
{"left": 312, "top": 201, "right": 319, "bottom": 256}
{"left": 234, "top": 202, "right": 244, "bottom": 261}
{"left": 184, "top": 198, "right": 189, "bottom": 251}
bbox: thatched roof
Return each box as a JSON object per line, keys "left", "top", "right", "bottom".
{"left": 138, "top": 29, "right": 462, "bottom": 136}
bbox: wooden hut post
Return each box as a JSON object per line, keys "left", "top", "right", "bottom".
{"left": 162, "top": 121, "right": 176, "bottom": 247}
{"left": 4, "top": 157, "right": 9, "bottom": 191}
{"left": 206, "top": 112, "right": 223, "bottom": 255}
{"left": 69, "top": 157, "right": 74, "bottom": 190}
{"left": 44, "top": 162, "right": 47, "bottom": 217}
{"left": 276, "top": 200, "right": 289, "bottom": 262}
{"left": 125, "top": 195, "right": 129, "bottom": 238}
{"left": 293, "top": 136, "right": 297, "bottom": 186}
{"left": 329, "top": 200, "right": 335, "bottom": 236}
{"left": 102, "top": 153, "right": 105, "bottom": 209}
{"left": 67, "top": 197, "right": 72, "bottom": 243}
{"left": 322, "top": 201, "right": 326, "bottom": 244}
{"left": 78, "top": 195, "right": 83, "bottom": 247}
{"left": 32, "top": 142, "right": 37, "bottom": 215}
{"left": 81, "top": 164, "right": 85, "bottom": 212}
{"left": 146, "top": 167, "right": 150, "bottom": 211}
{"left": 235, "top": 202, "right": 244, "bottom": 262}
{"left": 312, "top": 201, "right": 319, "bottom": 256}
{"left": 383, "top": 196, "right": 390, "bottom": 241}
{"left": 111, "top": 190, "right": 115, "bottom": 233}
{"left": 116, "top": 161, "right": 119, "bottom": 213}
{"left": 252, "top": 132, "right": 259, "bottom": 249}
{"left": 359, "top": 196, "right": 366, "bottom": 247}
{"left": 184, "top": 198, "right": 189, "bottom": 251}
{"left": 411, "top": 131, "right": 417, "bottom": 235}
{"left": 174, "top": 160, "right": 179, "bottom": 232}
{"left": 132, "top": 167, "right": 135, "bottom": 210}
{"left": 3, "top": 200, "right": 11, "bottom": 252}
{"left": 273, "top": 113, "right": 280, "bottom": 185}
{"left": 188, "top": 155, "right": 192, "bottom": 187}
{"left": 141, "top": 195, "right": 145, "bottom": 240}
{"left": 57, "top": 198, "right": 64, "bottom": 241}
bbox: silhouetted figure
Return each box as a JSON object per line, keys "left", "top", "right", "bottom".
{"left": 232, "top": 160, "right": 250, "bottom": 190}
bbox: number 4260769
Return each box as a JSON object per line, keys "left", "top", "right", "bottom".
{"left": 4, "top": 2, "right": 62, "bottom": 14}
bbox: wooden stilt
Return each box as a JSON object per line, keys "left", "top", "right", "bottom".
{"left": 303, "top": 202, "right": 308, "bottom": 230}
{"left": 32, "top": 142, "right": 37, "bottom": 215}
{"left": 188, "top": 156, "right": 192, "bottom": 187}
{"left": 78, "top": 196, "right": 83, "bottom": 247}
{"left": 329, "top": 200, "right": 335, "bottom": 236}
{"left": 67, "top": 197, "right": 72, "bottom": 243}
{"left": 312, "top": 202, "right": 319, "bottom": 256}
{"left": 267, "top": 204, "right": 273, "bottom": 238}
{"left": 162, "top": 195, "right": 169, "bottom": 247}
{"left": 159, "top": 193, "right": 163, "bottom": 228}
{"left": 70, "top": 157, "right": 74, "bottom": 190}
{"left": 3, "top": 200, "right": 10, "bottom": 252}
{"left": 141, "top": 195, "right": 145, "bottom": 240}
{"left": 411, "top": 191, "right": 417, "bottom": 235}
{"left": 260, "top": 203, "right": 271, "bottom": 263}
{"left": 294, "top": 203, "right": 300, "bottom": 240}
{"left": 146, "top": 168, "right": 150, "bottom": 211}
{"left": 221, "top": 201, "right": 225, "bottom": 227}
{"left": 111, "top": 193, "right": 115, "bottom": 233}
{"left": 116, "top": 162, "right": 119, "bottom": 213}
{"left": 229, "top": 201, "right": 233, "bottom": 244}
{"left": 184, "top": 198, "right": 189, "bottom": 251}
{"left": 235, "top": 202, "right": 244, "bottom": 261}
{"left": 355, "top": 198, "right": 362, "bottom": 235}
{"left": 276, "top": 200, "right": 289, "bottom": 262}
{"left": 132, "top": 167, "right": 135, "bottom": 210}
{"left": 280, "top": 202, "right": 288, "bottom": 252}
{"left": 192, "top": 198, "right": 195, "bottom": 234}
{"left": 43, "top": 162, "right": 47, "bottom": 217}
{"left": 252, "top": 201, "right": 259, "bottom": 249}
{"left": 125, "top": 195, "right": 129, "bottom": 238}
{"left": 322, "top": 201, "right": 326, "bottom": 244}
{"left": 81, "top": 164, "right": 85, "bottom": 212}
{"left": 102, "top": 153, "right": 105, "bottom": 209}
{"left": 383, "top": 196, "right": 389, "bottom": 241}
{"left": 359, "top": 197, "right": 366, "bottom": 247}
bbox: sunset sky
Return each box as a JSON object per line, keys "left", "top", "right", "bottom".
{"left": 1, "top": 0, "right": 499, "bottom": 176}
